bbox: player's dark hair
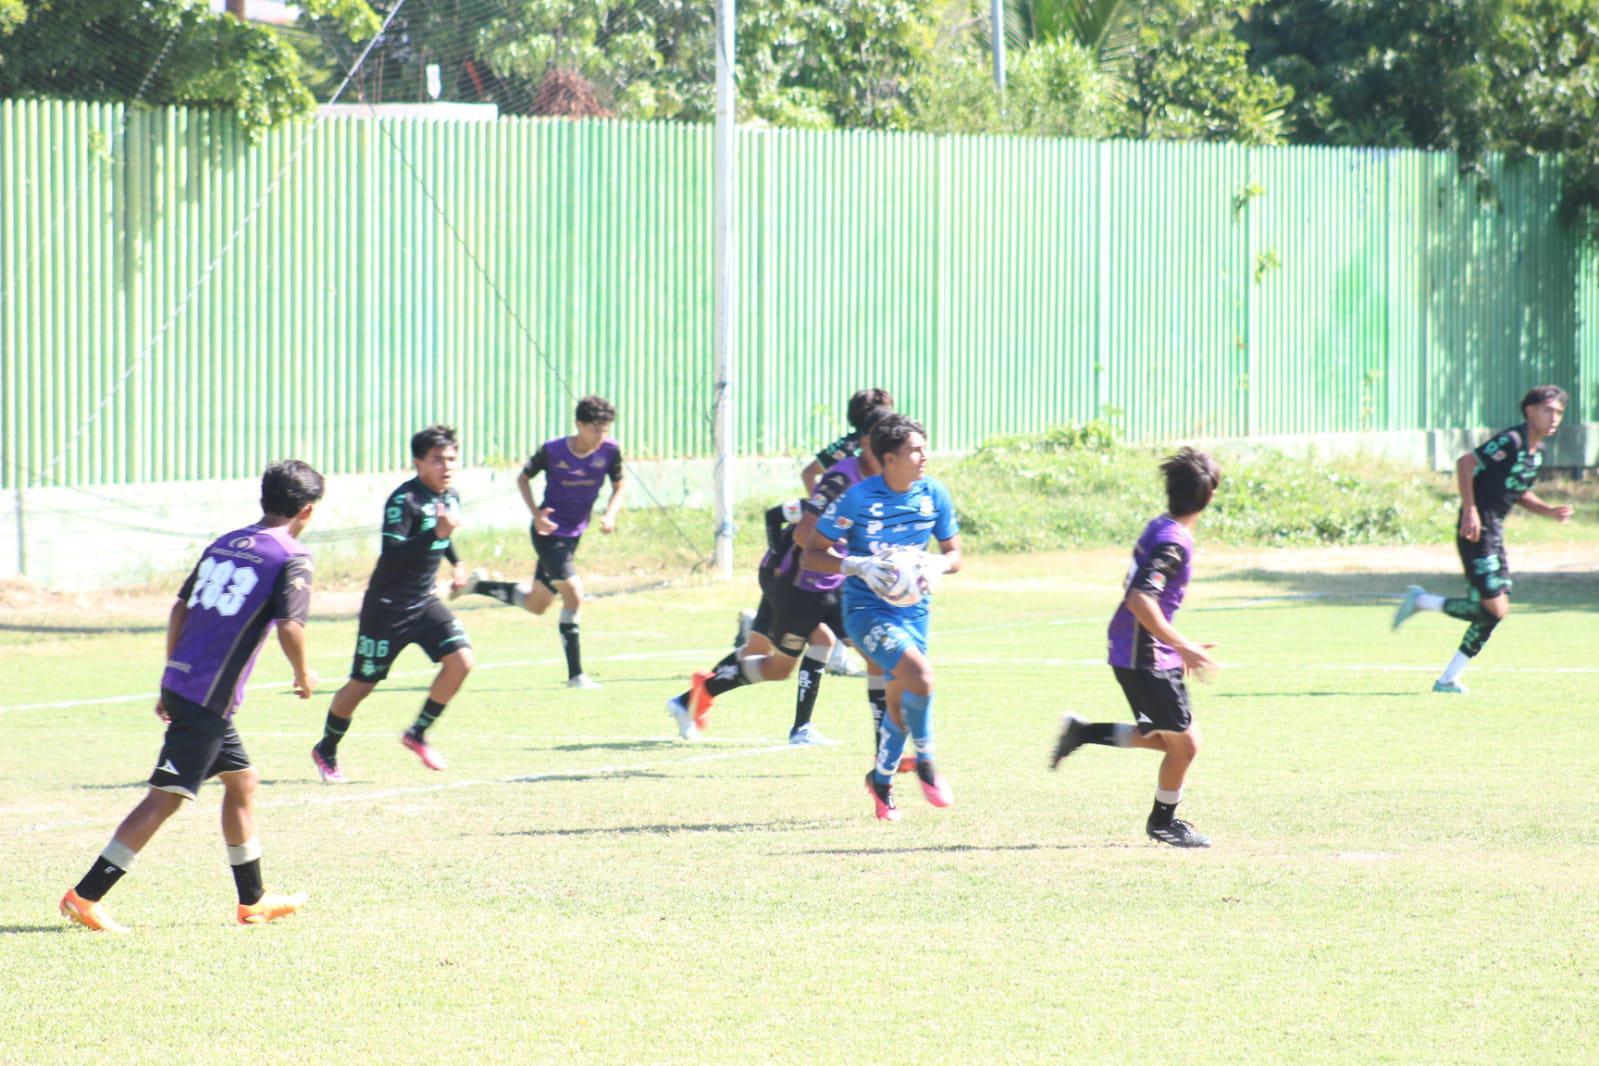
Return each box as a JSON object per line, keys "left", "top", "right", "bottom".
{"left": 848, "top": 388, "right": 894, "bottom": 430}
{"left": 856, "top": 404, "right": 891, "bottom": 439}
{"left": 1521, "top": 384, "right": 1568, "bottom": 414}
{"left": 869, "top": 413, "right": 926, "bottom": 463}
{"left": 576, "top": 395, "right": 616, "bottom": 425}
{"left": 1162, "top": 448, "right": 1221, "bottom": 517}
{"left": 260, "top": 459, "right": 325, "bottom": 517}
{"left": 410, "top": 424, "right": 458, "bottom": 459}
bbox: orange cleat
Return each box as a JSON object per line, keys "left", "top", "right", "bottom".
{"left": 60, "top": 888, "right": 129, "bottom": 933}
{"left": 237, "top": 891, "right": 308, "bottom": 926}
{"left": 688, "top": 670, "right": 715, "bottom": 731}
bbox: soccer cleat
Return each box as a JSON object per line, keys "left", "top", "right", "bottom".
{"left": 59, "top": 888, "right": 129, "bottom": 933}
{"left": 688, "top": 670, "right": 715, "bottom": 730}
{"left": 1392, "top": 584, "right": 1425, "bottom": 630}
{"left": 914, "top": 762, "right": 954, "bottom": 808}
{"left": 787, "top": 724, "right": 840, "bottom": 746}
{"left": 1432, "top": 679, "right": 1468, "bottom": 695}
{"left": 824, "top": 644, "right": 867, "bottom": 677}
{"left": 566, "top": 673, "right": 602, "bottom": 690}
{"left": 1051, "top": 713, "right": 1087, "bottom": 770}
{"left": 451, "top": 567, "right": 487, "bottom": 602}
{"left": 401, "top": 731, "right": 448, "bottom": 771}
{"left": 237, "top": 891, "right": 308, "bottom": 926}
{"left": 1146, "top": 819, "right": 1211, "bottom": 848}
{"left": 734, "top": 608, "right": 755, "bottom": 649}
{"left": 311, "top": 745, "right": 347, "bottom": 784}
{"left": 665, "top": 696, "right": 699, "bottom": 740}
{"left": 865, "top": 771, "right": 901, "bottom": 822}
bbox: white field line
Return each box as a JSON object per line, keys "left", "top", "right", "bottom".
{"left": 12, "top": 741, "right": 800, "bottom": 835}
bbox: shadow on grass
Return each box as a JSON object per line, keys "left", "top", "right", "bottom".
{"left": 1211, "top": 690, "right": 1420, "bottom": 699}
{"left": 498, "top": 817, "right": 833, "bottom": 838}
{"left": 0, "top": 925, "right": 65, "bottom": 935}
{"left": 545, "top": 740, "right": 684, "bottom": 753}
{"left": 795, "top": 842, "right": 1138, "bottom": 856}
{"left": 74, "top": 779, "right": 293, "bottom": 791}
{"left": 1212, "top": 568, "right": 1599, "bottom": 612}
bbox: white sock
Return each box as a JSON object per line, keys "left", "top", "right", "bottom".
{"left": 738, "top": 656, "right": 766, "bottom": 684}
{"left": 225, "top": 837, "right": 261, "bottom": 866}
{"left": 1154, "top": 787, "right": 1183, "bottom": 806}
{"left": 1439, "top": 651, "right": 1471, "bottom": 684}
{"left": 1417, "top": 593, "right": 1445, "bottom": 611}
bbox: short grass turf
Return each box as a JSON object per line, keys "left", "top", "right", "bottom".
{"left": 2, "top": 548, "right": 1597, "bottom": 1062}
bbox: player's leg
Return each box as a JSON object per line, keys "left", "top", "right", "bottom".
{"left": 1434, "top": 533, "right": 1511, "bottom": 693}
{"left": 402, "top": 606, "right": 473, "bottom": 770}
{"left": 555, "top": 573, "right": 597, "bottom": 688}
{"left": 847, "top": 609, "right": 921, "bottom": 818}
{"left": 216, "top": 755, "right": 307, "bottom": 924}
{"left": 788, "top": 624, "right": 839, "bottom": 745}
{"left": 62, "top": 694, "right": 210, "bottom": 930}
{"left": 887, "top": 622, "right": 951, "bottom": 808}
{"left": 315, "top": 597, "right": 406, "bottom": 780}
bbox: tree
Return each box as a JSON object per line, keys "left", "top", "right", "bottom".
{"left": 0, "top": 0, "right": 377, "bottom": 139}
{"left": 1245, "top": 0, "right": 1599, "bottom": 237}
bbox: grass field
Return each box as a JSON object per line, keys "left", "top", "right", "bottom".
{"left": 3, "top": 538, "right": 1598, "bottom": 1062}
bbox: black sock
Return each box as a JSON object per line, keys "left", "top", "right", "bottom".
{"left": 792, "top": 656, "right": 825, "bottom": 731}
{"left": 1080, "top": 723, "right": 1123, "bottom": 746}
{"left": 704, "top": 652, "right": 753, "bottom": 698}
{"left": 1442, "top": 597, "right": 1479, "bottom": 621}
{"left": 409, "top": 698, "right": 446, "bottom": 738}
{"left": 477, "top": 579, "right": 520, "bottom": 606}
{"left": 74, "top": 858, "right": 128, "bottom": 902}
{"left": 317, "top": 710, "right": 350, "bottom": 759}
{"left": 1459, "top": 612, "right": 1500, "bottom": 657}
{"left": 231, "top": 858, "right": 264, "bottom": 906}
{"left": 869, "top": 688, "right": 887, "bottom": 748}
{"left": 1149, "top": 799, "right": 1178, "bottom": 827}
{"left": 559, "top": 623, "right": 583, "bottom": 678}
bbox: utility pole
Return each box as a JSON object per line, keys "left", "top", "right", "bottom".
{"left": 712, "top": 0, "right": 737, "bottom": 578}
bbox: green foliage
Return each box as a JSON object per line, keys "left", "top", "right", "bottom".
{"left": 1245, "top": 0, "right": 1599, "bottom": 240}
{"left": 941, "top": 425, "right": 1459, "bottom": 552}
{"left": 907, "top": 34, "right": 1113, "bottom": 138}
{"left": 0, "top": 0, "right": 375, "bottom": 140}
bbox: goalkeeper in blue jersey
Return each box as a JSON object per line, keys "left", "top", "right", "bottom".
{"left": 804, "top": 414, "right": 962, "bottom": 822}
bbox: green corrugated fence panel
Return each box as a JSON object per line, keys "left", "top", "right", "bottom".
{"left": 2, "top": 99, "right": 1597, "bottom": 490}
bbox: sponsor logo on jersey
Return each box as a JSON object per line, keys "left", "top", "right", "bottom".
{"left": 556, "top": 460, "right": 571, "bottom": 470}
{"left": 289, "top": 575, "right": 310, "bottom": 591}
{"left": 1148, "top": 572, "right": 1168, "bottom": 592}
{"left": 229, "top": 535, "right": 257, "bottom": 550}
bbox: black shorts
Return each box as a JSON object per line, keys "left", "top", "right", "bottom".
{"left": 1112, "top": 666, "right": 1192, "bottom": 734}
{"left": 1457, "top": 514, "right": 1511, "bottom": 600}
{"left": 350, "top": 594, "right": 471, "bottom": 682}
{"left": 766, "top": 580, "right": 839, "bottom": 656}
{"left": 532, "top": 532, "right": 581, "bottom": 592}
{"left": 149, "top": 689, "right": 251, "bottom": 800}
{"left": 751, "top": 566, "right": 778, "bottom": 639}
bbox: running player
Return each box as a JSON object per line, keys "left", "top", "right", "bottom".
{"left": 60, "top": 460, "right": 325, "bottom": 931}
{"left": 1392, "top": 386, "right": 1572, "bottom": 692}
{"left": 1050, "top": 448, "right": 1221, "bottom": 848}
{"left": 312, "top": 425, "right": 474, "bottom": 780}
{"left": 800, "top": 387, "right": 894, "bottom": 494}
{"left": 667, "top": 407, "right": 889, "bottom": 744}
{"left": 464, "top": 395, "right": 624, "bottom": 689}
{"left": 804, "top": 413, "right": 962, "bottom": 822}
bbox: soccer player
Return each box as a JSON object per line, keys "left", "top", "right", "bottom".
{"left": 464, "top": 395, "right": 624, "bottom": 689}
{"left": 800, "top": 387, "right": 893, "bottom": 494}
{"left": 667, "top": 407, "right": 889, "bottom": 745}
{"left": 803, "top": 413, "right": 962, "bottom": 822}
{"left": 1050, "top": 448, "right": 1221, "bottom": 849}
{"left": 1392, "top": 386, "right": 1573, "bottom": 693}
{"left": 59, "top": 461, "right": 325, "bottom": 931}
{"left": 312, "top": 425, "right": 473, "bottom": 781}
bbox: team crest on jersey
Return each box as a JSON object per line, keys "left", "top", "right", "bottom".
{"left": 591, "top": 456, "right": 607, "bottom": 469}
{"left": 919, "top": 496, "right": 934, "bottom": 516}
{"left": 229, "top": 535, "right": 257, "bottom": 550}
{"left": 1148, "top": 572, "right": 1168, "bottom": 592}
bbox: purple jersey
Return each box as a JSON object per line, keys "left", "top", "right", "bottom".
{"left": 1106, "top": 515, "right": 1194, "bottom": 672}
{"left": 522, "top": 436, "right": 623, "bottom": 537}
{"left": 788, "top": 455, "right": 864, "bottom": 592}
{"left": 162, "top": 523, "right": 313, "bottom": 717}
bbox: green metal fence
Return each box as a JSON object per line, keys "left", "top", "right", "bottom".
{"left": 1, "top": 99, "right": 1592, "bottom": 490}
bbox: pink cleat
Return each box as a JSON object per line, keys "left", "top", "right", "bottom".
{"left": 916, "top": 765, "right": 954, "bottom": 808}
{"left": 864, "top": 771, "right": 901, "bottom": 822}
{"left": 311, "top": 746, "right": 347, "bottom": 784}
{"left": 401, "top": 731, "right": 447, "bottom": 771}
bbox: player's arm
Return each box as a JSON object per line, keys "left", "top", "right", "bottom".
{"left": 1456, "top": 450, "right": 1481, "bottom": 541}
{"left": 157, "top": 569, "right": 198, "bottom": 721}
{"left": 922, "top": 482, "right": 963, "bottom": 575}
{"left": 1516, "top": 489, "right": 1574, "bottom": 522}
{"left": 270, "top": 556, "right": 317, "bottom": 698}
{"left": 929, "top": 535, "right": 963, "bottom": 575}
{"left": 1124, "top": 592, "right": 1215, "bottom": 678}
{"left": 380, "top": 494, "right": 440, "bottom": 558}
{"left": 794, "top": 468, "right": 855, "bottom": 552}
{"left": 599, "top": 451, "right": 626, "bottom": 534}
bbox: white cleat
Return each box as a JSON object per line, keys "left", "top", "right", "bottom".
{"left": 451, "top": 567, "right": 487, "bottom": 601}
{"left": 666, "top": 696, "right": 699, "bottom": 740}
{"left": 566, "top": 673, "right": 602, "bottom": 690}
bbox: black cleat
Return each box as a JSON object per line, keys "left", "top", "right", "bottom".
{"left": 1146, "top": 818, "right": 1211, "bottom": 848}
{"left": 1050, "top": 713, "right": 1086, "bottom": 770}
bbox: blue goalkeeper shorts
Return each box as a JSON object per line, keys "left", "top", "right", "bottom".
{"left": 842, "top": 600, "right": 929, "bottom": 678}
